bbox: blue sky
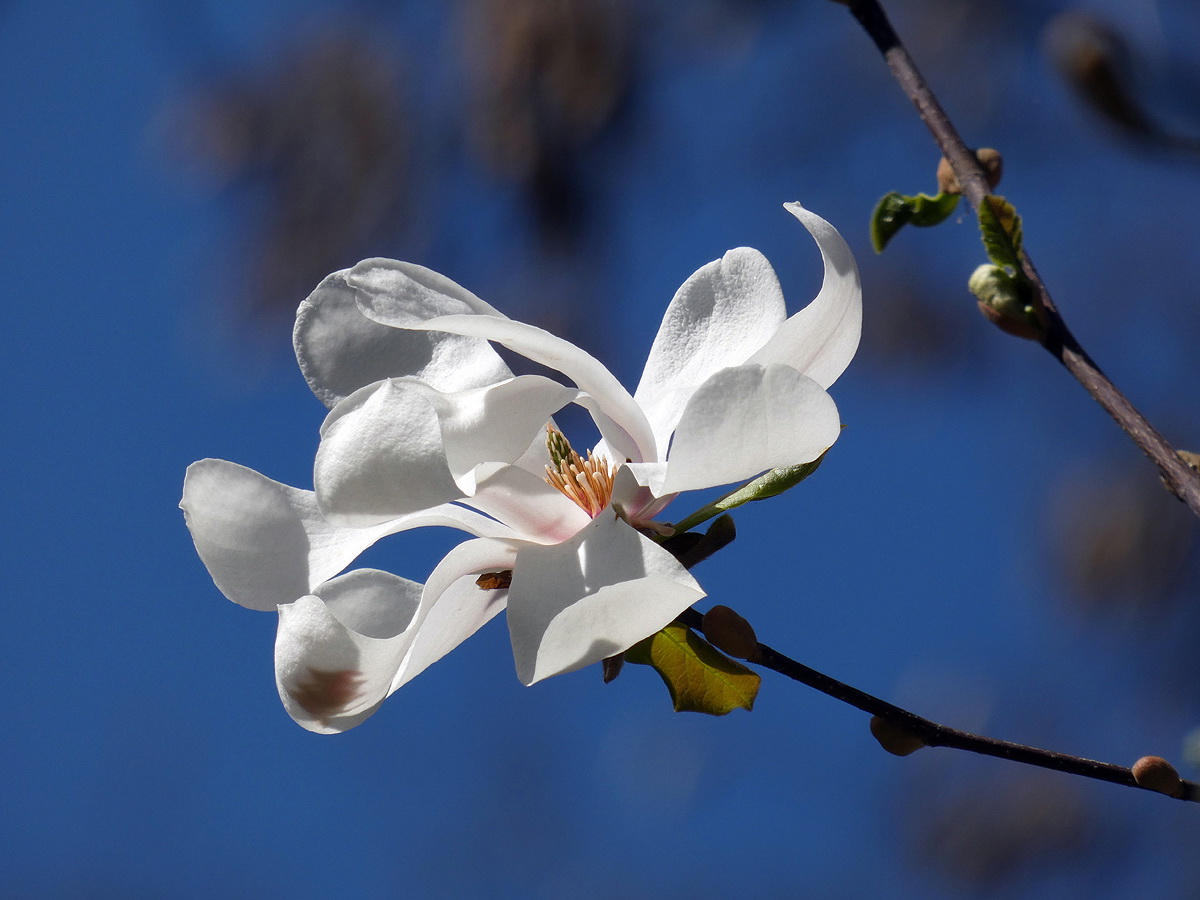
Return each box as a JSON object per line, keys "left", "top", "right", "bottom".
{"left": 5, "top": 1, "right": 1200, "bottom": 897}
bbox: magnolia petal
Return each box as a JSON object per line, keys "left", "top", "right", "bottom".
{"left": 393, "top": 537, "right": 520, "bottom": 689}
{"left": 748, "top": 204, "right": 862, "bottom": 390}
{"left": 315, "top": 380, "right": 463, "bottom": 526}
{"left": 360, "top": 304, "right": 657, "bottom": 466}
{"left": 634, "top": 248, "right": 787, "bottom": 451}
{"left": 181, "top": 459, "right": 514, "bottom": 611}
{"left": 294, "top": 269, "right": 512, "bottom": 409}
{"left": 315, "top": 375, "right": 573, "bottom": 526}
{"left": 656, "top": 363, "right": 841, "bottom": 496}
{"left": 609, "top": 463, "right": 671, "bottom": 524}
{"left": 346, "top": 257, "right": 507, "bottom": 322}
{"left": 465, "top": 463, "right": 591, "bottom": 545}
{"left": 507, "top": 513, "right": 706, "bottom": 685}
{"left": 275, "top": 570, "right": 422, "bottom": 734}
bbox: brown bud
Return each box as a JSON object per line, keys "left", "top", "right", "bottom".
{"left": 701, "top": 605, "right": 760, "bottom": 661}
{"left": 1132, "top": 755, "right": 1184, "bottom": 798}
{"left": 936, "top": 148, "right": 1004, "bottom": 195}
{"left": 976, "top": 148, "right": 1004, "bottom": 190}
{"left": 475, "top": 570, "right": 513, "bottom": 590}
{"left": 869, "top": 716, "right": 928, "bottom": 756}
{"left": 601, "top": 654, "right": 624, "bottom": 683}
{"left": 975, "top": 297, "right": 1045, "bottom": 342}
{"left": 1178, "top": 450, "right": 1200, "bottom": 472}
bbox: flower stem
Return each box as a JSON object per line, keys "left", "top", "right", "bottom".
{"left": 842, "top": 0, "right": 1200, "bottom": 517}
{"left": 677, "top": 607, "right": 1199, "bottom": 802}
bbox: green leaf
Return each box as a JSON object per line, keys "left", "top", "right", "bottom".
{"left": 977, "top": 194, "right": 1023, "bottom": 270}
{"left": 626, "top": 622, "right": 760, "bottom": 715}
{"left": 671, "top": 453, "right": 826, "bottom": 535}
{"left": 870, "top": 191, "right": 961, "bottom": 252}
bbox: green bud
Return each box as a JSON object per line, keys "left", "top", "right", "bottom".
{"left": 969, "top": 264, "right": 1044, "bottom": 341}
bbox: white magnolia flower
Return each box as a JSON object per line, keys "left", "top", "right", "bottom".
{"left": 182, "top": 202, "right": 860, "bottom": 733}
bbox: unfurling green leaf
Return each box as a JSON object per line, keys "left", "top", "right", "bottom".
{"left": 870, "top": 191, "right": 961, "bottom": 252}
{"left": 671, "top": 453, "right": 826, "bottom": 535}
{"left": 626, "top": 622, "right": 760, "bottom": 715}
{"left": 977, "top": 194, "right": 1023, "bottom": 270}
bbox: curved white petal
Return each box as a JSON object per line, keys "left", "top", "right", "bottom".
{"left": 464, "top": 463, "right": 591, "bottom": 544}
{"left": 634, "top": 248, "right": 788, "bottom": 451}
{"left": 393, "top": 537, "right": 521, "bottom": 689}
{"left": 315, "top": 375, "right": 575, "bottom": 526}
{"left": 181, "top": 459, "right": 514, "bottom": 611}
{"left": 274, "top": 570, "right": 422, "bottom": 734}
{"left": 747, "top": 204, "right": 862, "bottom": 389}
{"left": 346, "top": 257, "right": 508, "bottom": 321}
{"left": 657, "top": 363, "right": 842, "bottom": 496}
{"left": 294, "top": 268, "right": 512, "bottom": 409}
{"left": 506, "top": 513, "right": 706, "bottom": 686}
{"left": 358, "top": 303, "right": 657, "bottom": 466}
{"left": 609, "top": 463, "right": 671, "bottom": 524}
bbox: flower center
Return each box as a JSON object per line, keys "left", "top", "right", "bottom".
{"left": 544, "top": 426, "right": 616, "bottom": 518}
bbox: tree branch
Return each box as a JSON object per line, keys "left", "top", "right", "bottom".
{"left": 844, "top": 0, "right": 1200, "bottom": 517}
{"left": 677, "top": 607, "right": 1197, "bottom": 802}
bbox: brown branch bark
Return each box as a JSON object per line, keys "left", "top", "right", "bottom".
{"left": 844, "top": 0, "right": 1200, "bottom": 517}
{"left": 677, "top": 607, "right": 1197, "bottom": 803}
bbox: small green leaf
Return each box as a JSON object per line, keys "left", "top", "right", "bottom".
{"left": 626, "top": 622, "right": 760, "bottom": 715}
{"left": 870, "top": 191, "right": 961, "bottom": 252}
{"left": 977, "top": 194, "right": 1023, "bottom": 270}
{"left": 671, "top": 453, "right": 826, "bottom": 535}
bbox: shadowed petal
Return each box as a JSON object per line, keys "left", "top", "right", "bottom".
{"left": 464, "top": 463, "right": 591, "bottom": 544}
{"left": 352, "top": 274, "right": 657, "bottom": 464}
{"left": 274, "top": 569, "right": 422, "bottom": 734}
{"left": 506, "top": 513, "right": 705, "bottom": 685}
{"left": 346, "top": 257, "right": 507, "bottom": 322}
{"left": 315, "top": 375, "right": 575, "bottom": 526}
{"left": 294, "top": 268, "right": 512, "bottom": 409}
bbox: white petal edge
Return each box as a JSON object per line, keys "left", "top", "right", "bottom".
{"left": 182, "top": 459, "right": 513, "bottom": 611}
{"left": 392, "top": 537, "right": 521, "bottom": 690}
{"left": 506, "top": 513, "right": 706, "bottom": 685}
{"left": 633, "top": 247, "right": 788, "bottom": 452}
{"left": 346, "top": 257, "right": 508, "bottom": 322}
{"left": 747, "top": 203, "right": 862, "bottom": 390}
{"left": 294, "top": 268, "right": 512, "bottom": 409}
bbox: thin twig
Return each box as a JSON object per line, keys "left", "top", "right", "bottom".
{"left": 844, "top": 0, "right": 1200, "bottom": 517}
{"left": 677, "top": 607, "right": 1197, "bottom": 802}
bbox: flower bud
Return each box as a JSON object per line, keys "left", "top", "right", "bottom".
{"left": 701, "top": 605, "right": 760, "bottom": 661}
{"left": 869, "top": 716, "right": 928, "bottom": 756}
{"left": 936, "top": 148, "right": 1003, "bottom": 195}
{"left": 1132, "top": 755, "right": 1184, "bottom": 798}
{"left": 970, "top": 264, "right": 1044, "bottom": 341}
